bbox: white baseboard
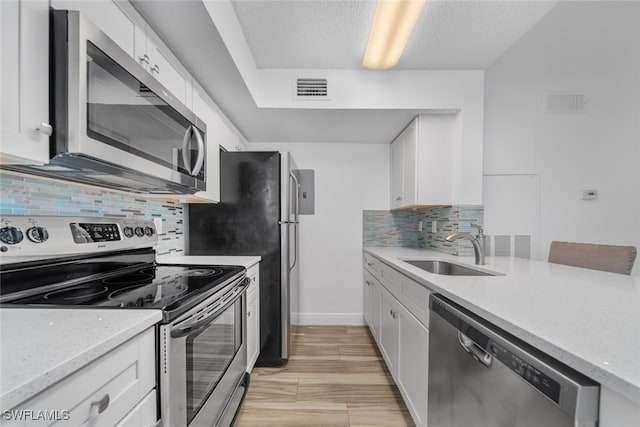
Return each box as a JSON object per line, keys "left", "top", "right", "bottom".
{"left": 292, "top": 313, "right": 365, "bottom": 326}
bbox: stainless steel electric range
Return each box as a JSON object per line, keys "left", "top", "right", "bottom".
{"left": 0, "top": 216, "right": 249, "bottom": 427}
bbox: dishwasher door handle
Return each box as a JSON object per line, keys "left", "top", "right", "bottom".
{"left": 458, "top": 331, "right": 493, "bottom": 368}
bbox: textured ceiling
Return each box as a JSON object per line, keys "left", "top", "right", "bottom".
{"left": 232, "top": 0, "right": 558, "bottom": 70}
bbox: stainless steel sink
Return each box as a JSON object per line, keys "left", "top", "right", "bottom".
{"left": 403, "top": 260, "right": 498, "bottom": 276}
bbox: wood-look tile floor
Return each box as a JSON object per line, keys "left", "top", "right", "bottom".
{"left": 236, "top": 326, "right": 415, "bottom": 427}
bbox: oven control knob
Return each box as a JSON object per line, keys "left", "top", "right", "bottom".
{"left": 144, "top": 226, "right": 154, "bottom": 237}
{"left": 0, "top": 226, "right": 24, "bottom": 245}
{"left": 134, "top": 226, "right": 145, "bottom": 237}
{"left": 123, "top": 227, "right": 134, "bottom": 238}
{"left": 26, "top": 226, "right": 49, "bottom": 243}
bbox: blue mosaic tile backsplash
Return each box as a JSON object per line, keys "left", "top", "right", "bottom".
{"left": 0, "top": 173, "right": 184, "bottom": 255}
{"left": 363, "top": 210, "right": 417, "bottom": 247}
{"left": 417, "top": 205, "right": 484, "bottom": 256}
{"left": 363, "top": 205, "right": 484, "bottom": 256}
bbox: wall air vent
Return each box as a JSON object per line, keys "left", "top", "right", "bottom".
{"left": 544, "top": 92, "right": 588, "bottom": 114}
{"left": 295, "top": 78, "right": 328, "bottom": 99}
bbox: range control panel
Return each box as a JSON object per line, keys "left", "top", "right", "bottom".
{"left": 488, "top": 341, "right": 561, "bottom": 403}
{"left": 0, "top": 216, "right": 158, "bottom": 262}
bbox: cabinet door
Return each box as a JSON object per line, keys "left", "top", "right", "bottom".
{"left": 146, "top": 31, "right": 190, "bottom": 105}
{"left": 52, "top": 0, "right": 141, "bottom": 58}
{"left": 1, "top": 0, "right": 50, "bottom": 164}
{"left": 246, "top": 265, "right": 260, "bottom": 372}
{"left": 363, "top": 270, "right": 373, "bottom": 325}
{"left": 369, "top": 279, "right": 381, "bottom": 342}
{"left": 397, "top": 303, "right": 429, "bottom": 427}
{"left": 379, "top": 287, "right": 399, "bottom": 378}
{"left": 247, "top": 289, "right": 260, "bottom": 372}
{"left": 402, "top": 122, "right": 418, "bottom": 206}
{"left": 390, "top": 136, "right": 404, "bottom": 208}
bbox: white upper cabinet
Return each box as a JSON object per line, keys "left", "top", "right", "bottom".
{"left": 1, "top": 0, "right": 51, "bottom": 164}
{"left": 390, "top": 115, "right": 478, "bottom": 209}
{"left": 136, "top": 25, "right": 193, "bottom": 107}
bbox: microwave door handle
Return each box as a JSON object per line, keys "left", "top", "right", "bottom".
{"left": 190, "top": 127, "right": 205, "bottom": 176}
{"left": 181, "top": 125, "right": 193, "bottom": 173}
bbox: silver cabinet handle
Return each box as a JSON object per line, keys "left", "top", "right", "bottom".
{"left": 151, "top": 64, "right": 160, "bottom": 74}
{"left": 367, "top": 262, "right": 374, "bottom": 266}
{"left": 35, "top": 122, "right": 53, "bottom": 136}
{"left": 365, "top": 280, "right": 371, "bottom": 286}
{"left": 139, "top": 54, "right": 150, "bottom": 65}
{"left": 395, "top": 196, "right": 402, "bottom": 201}
{"left": 89, "top": 394, "right": 110, "bottom": 417}
{"left": 248, "top": 310, "right": 251, "bottom": 317}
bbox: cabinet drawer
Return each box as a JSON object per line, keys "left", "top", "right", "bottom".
{"left": 379, "top": 263, "right": 402, "bottom": 296}
{"left": 364, "top": 253, "right": 382, "bottom": 277}
{"left": 14, "top": 328, "right": 155, "bottom": 427}
{"left": 114, "top": 390, "right": 157, "bottom": 427}
{"left": 397, "top": 275, "right": 431, "bottom": 329}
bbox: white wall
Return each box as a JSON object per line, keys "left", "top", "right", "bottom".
{"left": 484, "top": 1, "right": 640, "bottom": 273}
{"left": 248, "top": 142, "right": 390, "bottom": 324}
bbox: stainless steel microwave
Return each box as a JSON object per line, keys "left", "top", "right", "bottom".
{"left": 4, "top": 10, "right": 206, "bottom": 194}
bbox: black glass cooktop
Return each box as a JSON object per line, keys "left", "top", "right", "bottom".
{"left": 8, "top": 264, "right": 245, "bottom": 318}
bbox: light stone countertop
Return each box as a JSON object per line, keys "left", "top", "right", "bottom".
{"left": 0, "top": 308, "right": 162, "bottom": 410}
{"left": 364, "top": 247, "right": 640, "bottom": 403}
{"left": 157, "top": 254, "right": 261, "bottom": 269}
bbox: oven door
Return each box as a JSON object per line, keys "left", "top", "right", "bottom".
{"left": 51, "top": 10, "right": 206, "bottom": 192}
{"left": 161, "top": 278, "right": 248, "bottom": 427}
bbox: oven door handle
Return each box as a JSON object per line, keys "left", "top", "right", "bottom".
{"left": 170, "top": 276, "right": 249, "bottom": 338}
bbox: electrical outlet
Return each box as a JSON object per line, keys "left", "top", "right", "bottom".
{"left": 582, "top": 189, "right": 598, "bottom": 200}
{"left": 431, "top": 221, "right": 438, "bottom": 233}
{"left": 418, "top": 221, "right": 423, "bottom": 232}
{"left": 153, "top": 217, "right": 163, "bottom": 234}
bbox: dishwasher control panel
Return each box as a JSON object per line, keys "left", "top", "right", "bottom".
{"left": 489, "top": 341, "right": 561, "bottom": 403}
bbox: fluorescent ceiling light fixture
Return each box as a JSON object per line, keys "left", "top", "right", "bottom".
{"left": 363, "top": 0, "right": 426, "bottom": 70}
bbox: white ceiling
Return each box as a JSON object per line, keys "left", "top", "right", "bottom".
{"left": 132, "top": 0, "right": 559, "bottom": 143}
{"left": 232, "top": 0, "right": 558, "bottom": 70}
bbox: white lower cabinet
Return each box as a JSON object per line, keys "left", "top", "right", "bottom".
{"left": 363, "top": 270, "right": 381, "bottom": 342}
{"left": 114, "top": 390, "right": 157, "bottom": 427}
{"left": 246, "top": 264, "right": 261, "bottom": 372}
{"left": 379, "top": 286, "right": 399, "bottom": 378}
{"left": 5, "top": 327, "right": 157, "bottom": 427}
{"left": 364, "top": 254, "right": 430, "bottom": 427}
{"left": 397, "top": 303, "right": 429, "bottom": 426}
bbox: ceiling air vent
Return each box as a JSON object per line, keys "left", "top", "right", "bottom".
{"left": 544, "top": 92, "right": 588, "bottom": 114}
{"left": 295, "top": 78, "right": 328, "bottom": 99}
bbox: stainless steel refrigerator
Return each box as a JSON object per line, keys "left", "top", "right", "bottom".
{"left": 187, "top": 151, "right": 300, "bottom": 367}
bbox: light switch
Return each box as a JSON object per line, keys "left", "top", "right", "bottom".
{"left": 418, "top": 221, "right": 423, "bottom": 232}
{"left": 431, "top": 221, "right": 438, "bottom": 233}
{"left": 581, "top": 189, "right": 598, "bottom": 200}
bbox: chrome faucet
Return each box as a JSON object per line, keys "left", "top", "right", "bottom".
{"left": 446, "top": 223, "right": 485, "bottom": 265}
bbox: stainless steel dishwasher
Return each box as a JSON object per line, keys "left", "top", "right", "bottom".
{"left": 428, "top": 295, "right": 600, "bottom": 427}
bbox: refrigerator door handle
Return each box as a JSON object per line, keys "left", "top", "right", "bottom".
{"left": 289, "top": 172, "right": 300, "bottom": 271}
{"left": 290, "top": 172, "right": 300, "bottom": 223}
